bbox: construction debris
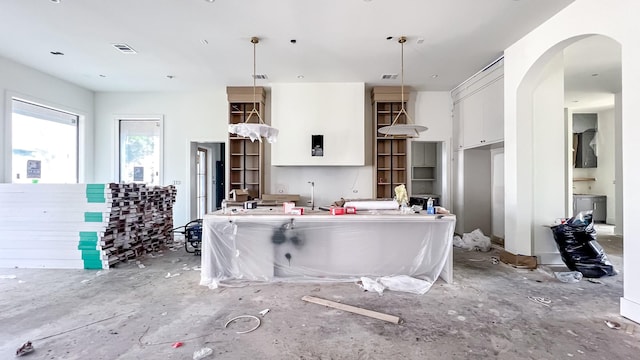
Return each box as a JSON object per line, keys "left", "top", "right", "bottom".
{"left": 193, "top": 347, "right": 213, "bottom": 360}
{"left": 15, "top": 341, "right": 34, "bottom": 357}
{"left": 224, "top": 315, "right": 261, "bottom": 334}
{"left": 301, "top": 295, "right": 402, "bottom": 324}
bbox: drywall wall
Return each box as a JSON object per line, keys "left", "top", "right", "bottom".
{"left": 94, "top": 91, "right": 228, "bottom": 225}
{"left": 270, "top": 83, "right": 365, "bottom": 166}
{"left": 531, "top": 53, "right": 565, "bottom": 264}
{"left": 615, "top": 92, "right": 623, "bottom": 234}
{"left": 0, "top": 56, "right": 94, "bottom": 183}
{"left": 503, "top": 0, "right": 640, "bottom": 322}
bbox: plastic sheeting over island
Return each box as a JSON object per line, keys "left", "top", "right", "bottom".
{"left": 200, "top": 210, "right": 456, "bottom": 292}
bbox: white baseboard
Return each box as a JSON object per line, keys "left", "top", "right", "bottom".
{"left": 536, "top": 252, "right": 564, "bottom": 265}
{"left": 620, "top": 297, "right": 640, "bottom": 325}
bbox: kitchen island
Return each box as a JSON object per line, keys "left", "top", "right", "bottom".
{"left": 200, "top": 208, "right": 455, "bottom": 289}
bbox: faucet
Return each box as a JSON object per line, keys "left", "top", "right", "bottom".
{"left": 308, "top": 181, "right": 315, "bottom": 210}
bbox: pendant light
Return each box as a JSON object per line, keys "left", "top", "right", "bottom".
{"left": 228, "top": 36, "right": 279, "bottom": 143}
{"left": 378, "top": 36, "right": 428, "bottom": 137}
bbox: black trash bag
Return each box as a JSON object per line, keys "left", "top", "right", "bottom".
{"left": 550, "top": 210, "right": 617, "bottom": 278}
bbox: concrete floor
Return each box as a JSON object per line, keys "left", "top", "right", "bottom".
{"left": 1, "top": 236, "right": 637, "bottom": 360}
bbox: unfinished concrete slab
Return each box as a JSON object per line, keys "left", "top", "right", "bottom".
{"left": 0, "top": 236, "right": 636, "bottom": 359}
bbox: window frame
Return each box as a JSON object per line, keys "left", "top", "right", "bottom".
{"left": 5, "top": 93, "right": 85, "bottom": 184}
{"left": 113, "top": 116, "right": 164, "bottom": 185}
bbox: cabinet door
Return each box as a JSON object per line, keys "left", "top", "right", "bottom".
{"left": 461, "top": 95, "right": 483, "bottom": 147}
{"left": 482, "top": 78, "right": 504, "bottom": 143}
{"left": 592, "top": 197, "right": 606, "bottom": 223}
{"left": 452, "top": 102, "right": 464, "bottom": 150}
{"left": 574, "top": 196, "right": 593, "bottom": 215}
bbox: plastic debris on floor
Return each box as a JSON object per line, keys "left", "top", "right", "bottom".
{"left": 453, "top": 229, "right": 491, "bottom": 252}
{"left": 358, "top": 275, "right": 434, "bottom": 295}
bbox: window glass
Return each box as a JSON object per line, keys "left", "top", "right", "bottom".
{"left": 11, "top": 99, "right": 79, "bottom": 183}
{"left": 119, "top": 119, "right": 161, "bottom": 185}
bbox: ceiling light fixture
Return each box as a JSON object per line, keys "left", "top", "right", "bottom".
{"left": 50, "top": 51, "right": 64, "bottom": 55}
{"left": 378, "top": 36, "right": 428, "bottom": 137}
{"left": 228, "top": 36, "right": 279, "bottom": 143}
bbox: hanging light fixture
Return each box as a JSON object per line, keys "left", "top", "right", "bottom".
{"left": 228, "top": 36, "right": 279, "bottom": 143}
{"left": 378, "top": 36, "right": 428, "bottom": 137}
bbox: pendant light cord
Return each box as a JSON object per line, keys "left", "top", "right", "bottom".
{"left": 247, "top": 37, "right": 264, "bottom": 124}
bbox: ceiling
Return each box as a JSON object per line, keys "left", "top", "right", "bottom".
{"left": 0, "top": 0, "right": 576, "bottom": 93}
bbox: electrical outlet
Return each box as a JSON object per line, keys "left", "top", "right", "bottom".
{"left": 276, "top": 184, "right": 288, "bottom": 194}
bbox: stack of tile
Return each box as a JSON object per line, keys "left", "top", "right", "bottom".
{"left": 100, "top": 183, "right": 177, "bottom": 267}
{"left": 0, "top": 183, "right": 176, "bottom": 270}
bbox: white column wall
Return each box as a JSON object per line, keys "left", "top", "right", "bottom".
{"left": 94, "top": 91, "right": 228, "bottom": 225}
{"left": 614, "top": 92, "right": 623, "bottom": 234}
{"left": 531, "top": 53, "right": 565, "bottom": 264}
{"left": 0, "top": 56, "right": 94, "bottom": 183}
{"left": 503, "top": 0, "right": 640, "bottom": 323}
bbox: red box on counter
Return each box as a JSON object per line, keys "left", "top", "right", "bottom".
{"left": 345, "top": 206, "right": 356, "bottom": 214}
{"left": 290, "top": 207, "right": 304, "bottom": 215}
{"left": 330, "top": 207, "right": 345, "bottom": 215}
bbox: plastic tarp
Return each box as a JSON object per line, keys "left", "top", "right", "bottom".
{"left": 228, "top": 123, "right": 278, "bottom": 143}
{"left": 200, "top": 211, "right": 456, "bottom": 291}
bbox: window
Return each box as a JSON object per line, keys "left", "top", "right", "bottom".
{"left": 11, "top": 99, "right": 79, "bottom": 183}
{"left": 118, "top": 119, "right": 162, "bottom": 185}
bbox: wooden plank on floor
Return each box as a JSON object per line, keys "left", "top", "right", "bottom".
{"left": 301, "top": 295, "right": 401, "bottom": 324}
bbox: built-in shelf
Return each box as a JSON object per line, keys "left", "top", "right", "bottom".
{"left": 227, "top": 86, "right": 265, "bottom": 199}
{"left": 573, "top": 177, "right": 596, "bottom": 181}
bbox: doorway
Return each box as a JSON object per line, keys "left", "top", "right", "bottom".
{"left": 189, "top": 142, "right": 224, "bottom": 220}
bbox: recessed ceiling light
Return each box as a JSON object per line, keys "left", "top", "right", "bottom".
{"left": 290, "top": 39, "right": 297, "bottom": 44}
{"left": 50, "top": 0, "right": 61, "bottom": 3}
{"left": 50, "top": 51, "right": 64, "bottom": 55}
{"left": 99, "top": 74, "right": 106, "bottom": 78}
{"left": 386, "top": 36, "right": 393, "bottom": 40}
{"left": 591, "top": 73, "right": 599, "bottom": 77}
{"left": 166, "top": 75, "right": 175, "bottom": 79}
{"left": 431, "top": 74, "right": 438, "bottom": 78}
{"left": 572, "top": 100, "right": 579, "bottom": 103}
{"left": 204, "top": 0, "right": 215, "bottom": 2}
{"left": 417, "top": 38, "right": 425, "bottom": 44}
{"left": 200, "top": 39, "right": 209, "bottom": 45}
{"left": 297, "top": 75, "right": 304, "bottom": 79}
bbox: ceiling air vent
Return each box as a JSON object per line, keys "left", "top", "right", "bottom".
{"left": 112, "top": 43, "right": 137, "bottom": 54}
{"left": 252, "top": 74, "right": 268, "bottom": 80}
{"left": 381, "top": 74, "right": 398, "bottom": 80}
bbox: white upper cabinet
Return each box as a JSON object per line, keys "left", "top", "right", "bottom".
{"left": 271, "top": 83, "right": 365, "bottom": 166}
{"left": 452, "top": 58, "right": 504, "bottom": 149}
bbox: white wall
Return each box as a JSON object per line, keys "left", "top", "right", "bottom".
{"left": 503, "top": 0, "right": 640, "bottom": 323}
{"left": 532, "top": 53, "right": 565, "bottom": 264}
{"left": 94, "top": 91, "right": 228, "bottom": 225}
{"left": 0, "top": 56, "right": 94, "bottom": 183}
{"left": 615, "top": 92, "right": 623, "bottom": 234}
